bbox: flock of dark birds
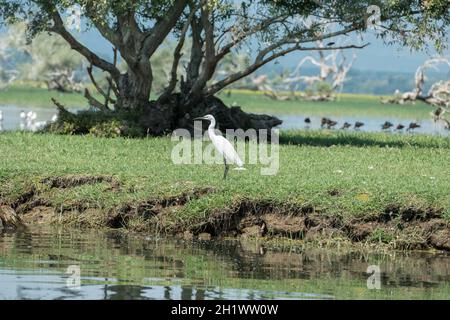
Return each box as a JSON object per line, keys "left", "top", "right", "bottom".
{"left": 307, "top": 107, "right": 450, "bottom": 132}
{"left": 303, "top": 117, "right": 423, "bottom": 132}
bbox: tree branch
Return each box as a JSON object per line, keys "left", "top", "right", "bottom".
{"left": 216, "top": 14, "right": 290, "bottom": 59}
{"left": 83, "top": 4, "right": 122, "bottom": 48}
{"left": 185, "top": 15, "right": 203, "bottom": 90}
{"left": 189, "top": 3, "right": 218, "bottom": 97}
{"left": 49, "top": 9, "right": 120, "bottom": 81}
{"left": 159, "top": 9, "right": 195, "bottom": 103}
{"left": 205, "top": 43, "right": 369, "bottom": 96}
{"left": 84, "top": 88, "right": 109, "bottom": 111}
{"left": 86, "top": 65, "right": 116, "bottom": 104}
{"left": 141, "top": 0, "right": 188, "bottom": 57}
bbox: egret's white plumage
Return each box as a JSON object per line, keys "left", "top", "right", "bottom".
{"left": 195, "top": 114, "right": 246, "bottom": 179}
{"left": 0, "top": 110, "right": 3, "bottom": 121}
{"left": 33, "top": 121, "right": 47, "bottom": 131}
{"left": 20, "top": 111, "right": 26, "bottom": 120}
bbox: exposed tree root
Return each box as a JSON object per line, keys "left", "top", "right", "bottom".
{"left": 0, "top": 205, "right": 25, "bottom": 230}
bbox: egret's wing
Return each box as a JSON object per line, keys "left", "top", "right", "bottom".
{"left": 215, "top": 136, "right": 244, "bottom": 167}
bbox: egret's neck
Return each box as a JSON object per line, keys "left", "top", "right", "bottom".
{"left": 207, "top": 119, "right": 216, "bottom": 137}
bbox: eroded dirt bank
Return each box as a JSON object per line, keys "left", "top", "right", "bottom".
{"left": 1, "top": 174, "right": 449, "bottom": 251}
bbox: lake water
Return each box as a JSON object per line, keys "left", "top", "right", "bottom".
{"left": 0, "top": 105, "right": 449, "bottom": 136}
{"left": 0, "top": 227, "right": 449, "bottom": 300}
{"left": 279, "top": 115, "right": 450, "bottom": 136}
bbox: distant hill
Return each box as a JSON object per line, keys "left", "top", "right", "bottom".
{"left": 342, "top": 69, "right": 449, "bottom": 95}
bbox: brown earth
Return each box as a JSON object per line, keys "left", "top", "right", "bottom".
{"left": 40, "top": 175, "right": 121, "bottom": 190}
{"left": 0, "top": 175, "right": 449, "bottom": 251}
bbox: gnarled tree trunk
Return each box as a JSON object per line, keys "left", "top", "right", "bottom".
{"left": 121, "top": 93, "right": 282, "bottom": 137}
{"left": 116, "top": 66, "right": 152, "bottom": 110}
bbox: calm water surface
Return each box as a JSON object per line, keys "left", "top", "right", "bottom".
{"left": 279, "top": 115, "right": 450, "bottom": 136}
{"left": 0, "top": 105, "right": 449, "bottom": 136}
{"left": 0, "top": 105, "right": 59, "bottom": 131}
{"left": 0, "top": 228, "right": 449, "bottom": 300}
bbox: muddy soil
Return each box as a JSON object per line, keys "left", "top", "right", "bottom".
{"left": 1, "top": 175, "right": 448, "bottom": 251}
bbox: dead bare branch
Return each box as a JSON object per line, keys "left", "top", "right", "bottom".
{"left": 84, "top": 88, "right": 109, "bottom": 111}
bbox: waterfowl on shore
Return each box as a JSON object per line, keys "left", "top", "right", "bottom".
{"left": 327, "top": 119, "right": 338, "bottom": 129}
{"left": 381, "top": 121, "right": 394, "bottom": 130}
{"left": 33, "top": 121, "right": 48, "bottom": 131}
{"left": 20, "top": 111, "right": 26, "bottom": 120}
{"left": 396, "top": 124, "right": 405, "bottom": 130}
{"left": 407, "top": 122, "right": 421, "bottom": 131}
{"left": 321, "top": 117, "right": 330, "bottom": 127}
{"left": 341, "top": 122, "right": 351, "bottom": 130}
{"left": 304, "top": 117, "right": 311, "bottom": 124}
{"left": 354, "top": 121, "right": 364, "bottom": 129}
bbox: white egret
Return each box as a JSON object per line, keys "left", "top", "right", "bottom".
{"left": 33, "top": 121, "right": 47, "bottom": 131}
{"left": 51, "top": 114, "right": 58, "bottom": 122}
{"left": 194, "top": 114, "right": 246, "bottom": 179}
{"left": 0, "top": 110, "right": 3, "bottom": 121}
{"left": 20, "top": 110, "right": 26, "bottom": 120}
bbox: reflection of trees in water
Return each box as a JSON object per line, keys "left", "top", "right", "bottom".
{"left": 11, "top": 229, "right": 34, "bottom": 254}
{"left": 191, "top": 240, "right": 449, "bottom": 289}
{"left": 180, "top": 286, "right": 193, "bottom": 300}
{"left": 105, "top": 285, "right": 147, "bottom": 300}
{"left": 1, "top": 229, "right": 449, "bottom": 299}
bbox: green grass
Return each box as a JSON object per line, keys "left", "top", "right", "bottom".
{"left": 0, "top": 130, "right": 449, "bottom": 229}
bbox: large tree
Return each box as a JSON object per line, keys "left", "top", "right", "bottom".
{"left": 0, "top": 0, "right": 448, "bottom": 135}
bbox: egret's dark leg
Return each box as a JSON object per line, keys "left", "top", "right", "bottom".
{"left": 223, "top": 157, "right": 229, "bottom": 180}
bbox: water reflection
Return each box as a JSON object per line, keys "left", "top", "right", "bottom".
{"left": 0, "top": 228, "right": 449, "bottom": 300}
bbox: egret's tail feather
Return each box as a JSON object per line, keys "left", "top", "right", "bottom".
{"left": 233, "top": 167, "right": 246, "bottom": 171}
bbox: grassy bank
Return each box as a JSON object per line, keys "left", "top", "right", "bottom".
{"left": 0, "top": 85, "right": 434, "bottom": 119}
{"left": 0, "top": 131, "right": 449, "bottom": 250}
